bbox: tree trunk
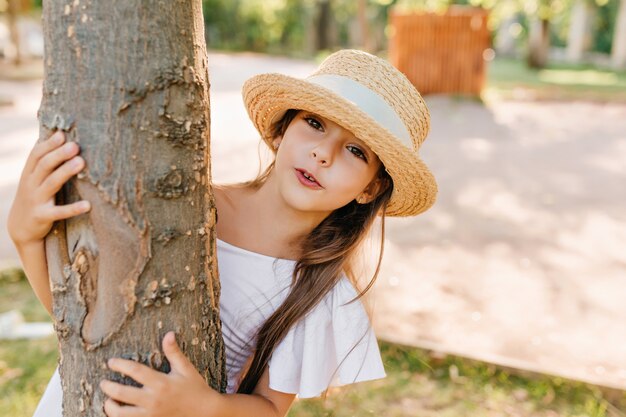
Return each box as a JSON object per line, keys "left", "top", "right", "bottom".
{"left": 567, "top": 0, "right": 593, "bottom": 63}
{"left": 303, "top": 4, "right": 317, "bottom": 56}
{"left": 357, "top": 0, "right": 372, "bottom": 52}
{"left": 316, "top": 0, "right": 332, "bottom": 51}
{"left": 612, "top": 0, "right": 626, "bottom": 68}
{"left": 7, "top": 0, "right": 21, "bottom": 65}
{"left": 527, "top": 16, "right": 550, "bottom": 68}
{"left": 39, "top": 1, "right": 226, "bottom": 415}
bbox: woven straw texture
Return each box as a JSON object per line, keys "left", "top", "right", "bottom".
{"left": 242, "top": 49, "right": 438, "bottom": 217}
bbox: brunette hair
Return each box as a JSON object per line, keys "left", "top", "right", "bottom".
{"left": 236, "top": 109, "right": 393, "bottom": 397}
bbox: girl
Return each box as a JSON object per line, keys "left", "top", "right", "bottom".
{"left": 8, "top": 49, "right": 437, "bottom": 417}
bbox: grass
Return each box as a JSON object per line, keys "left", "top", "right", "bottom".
{"left": 290, "top": 344, "right": 625, "bottom": 417}
{"left": 485, "top": 57, "right": 626, "bottom": 103}
{"left": 0, "top": 270, "right": 59, "bottom": 416}
{"left": 1, "top": 270, "right": 624, "bottom": 417}
{"left": 0, "top": 337, "right": 58, "bottom": 416}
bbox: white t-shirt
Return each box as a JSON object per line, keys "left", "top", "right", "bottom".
{"left": 33, "top": 238, "right": 386, "bottom": 416}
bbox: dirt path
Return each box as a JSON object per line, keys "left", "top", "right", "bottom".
{"left": 377, "top": 96, "right": 626, "bottom": 391}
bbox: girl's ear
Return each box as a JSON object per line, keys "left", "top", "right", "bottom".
{"left": 272, "top": 137, "right": 282, "bottom": 150}
{"left": 356, "top": 175, "right": 389, "bottom": 204}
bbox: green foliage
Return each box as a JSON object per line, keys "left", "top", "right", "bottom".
{"left": 474, "top": 0, "right": 620, "bottom": 54}
{"left": 26, "top": 0, "right": 626, "bottom": 60}
{"left": 539, "top": 0, "right": 621, "bottom": 54}
{"left": 593, "top": 0, "right": 619, "bottom": 53}
{"left": 201, "top": 0, "right": 400, "bottom": 55}
{"left": 202, "top": 0, "right": 311, "bottom": 54}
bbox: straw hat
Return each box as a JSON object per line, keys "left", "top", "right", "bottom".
{"left": 242, "top": 49, "right": 437, "bottom": 217}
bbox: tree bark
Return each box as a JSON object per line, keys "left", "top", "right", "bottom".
{"left": 39, "top": 1, "right": 226, "bottom": 415}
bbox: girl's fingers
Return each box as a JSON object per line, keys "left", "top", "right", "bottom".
{"left": 48, "top": 201, "right": 91, "bottom": 222}
{"left": 100, "top": 380, "right": 146, "bottom": 409}
{"left": 39, "top": 156, "right": 85, "bottom": 197}
{"left": 32, "top": 140, "right": 80, "bottom": 186}
{"left": 107, "top": 358, "right": 160, "bottom": 387}
{"left": 24, "top": 131, "right": 66, "bottom": 174}
{"left": 103, "top": 398, "right": 143, "bottom": 417}
{"left": 162, "top": 332, "right": 194, "bottom": 375}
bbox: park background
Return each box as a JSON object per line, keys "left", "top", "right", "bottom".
{"left": 1, "top": 0, "right": 626, "bottom": 416}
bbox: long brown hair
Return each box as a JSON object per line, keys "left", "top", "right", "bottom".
{"left": 236, "top": 109, "right": 393, "bottom": 397}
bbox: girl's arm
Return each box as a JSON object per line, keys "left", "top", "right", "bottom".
{"left": 7, "top": 131, "right": 90, "bottom": 317}
{"left": 12, "top": 240, "right": 53, "bottom": 316}
{"left": 218, "top": 367, "right": 296, "bottom": 417}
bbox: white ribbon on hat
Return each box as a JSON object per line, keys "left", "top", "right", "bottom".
{"left": 307, "top": 74, "right": 412, "bottom": 147}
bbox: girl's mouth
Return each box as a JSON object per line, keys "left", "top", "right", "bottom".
{"left": 295, "top": 168, "right": 323, "bottom": 189}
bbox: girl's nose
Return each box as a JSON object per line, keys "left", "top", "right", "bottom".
{"left": 310, "top": 141, "right": 336, "bottom": 166}
{"left": 311, "top": 150, "right": 329, "bottom": 165}
{"left": 311, "top": 149, "right": 333, "bottom": 166}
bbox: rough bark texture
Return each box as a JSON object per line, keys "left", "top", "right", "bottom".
{"left": 39, "top": 1, "right": 226, "bottom": 415}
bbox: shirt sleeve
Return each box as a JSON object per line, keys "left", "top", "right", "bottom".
{"left": 267, "top": 277, "right": 387, "bottom": 398}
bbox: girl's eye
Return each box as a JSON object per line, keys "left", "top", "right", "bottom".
{"left": 347, "top": 145, "right": 367, "bottom": 161}
{"left": 305, "top": 117, "right": 323, "bottom": 131}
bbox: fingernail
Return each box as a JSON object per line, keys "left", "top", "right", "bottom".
{"left": 80, "top": 201, "right": 91, "bottom": 211}
{"left": 52, "top": 131, "right": 64, "bottom": 143}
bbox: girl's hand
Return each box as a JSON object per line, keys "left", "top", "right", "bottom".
{"left": 101, "top": 331, "right": 222, "bottom": 417}
{"left": 7, "top": 131, "right": 90, "bottom": 246}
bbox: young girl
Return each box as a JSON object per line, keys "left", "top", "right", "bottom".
{"left": 8, "top": 49, "right": 437, "bottom": 417}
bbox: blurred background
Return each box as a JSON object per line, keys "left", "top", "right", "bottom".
{"left": 1, "top": 0, "right": 626, "bottom": 416}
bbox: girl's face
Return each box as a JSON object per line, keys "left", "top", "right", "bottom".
{"left": 271, "top": 111, "right": 383, "bottom": 216}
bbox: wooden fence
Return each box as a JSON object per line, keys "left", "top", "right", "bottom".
{"left": 389, "top": 6, "right": 490, "bottom": 96}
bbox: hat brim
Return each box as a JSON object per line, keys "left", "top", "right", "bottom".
{"left": 242, "top": 73, "right": 438, "bottom": 217}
